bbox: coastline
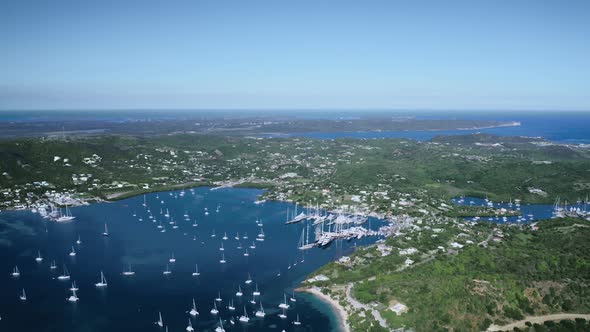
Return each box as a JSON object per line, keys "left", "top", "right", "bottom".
{"left": 297, "top": 286, "right": 351, "bottom": 332}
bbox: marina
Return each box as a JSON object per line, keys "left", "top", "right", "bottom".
{"left": 0, "top": 187, "right": 387, "bottom": 331}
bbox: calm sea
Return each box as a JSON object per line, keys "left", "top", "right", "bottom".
{"left": 0, "top": 187, "right": 386, "bottom": 332}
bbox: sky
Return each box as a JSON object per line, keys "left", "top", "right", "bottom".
{"left": 1, "top": 0, "right": 589, "bottom": 111}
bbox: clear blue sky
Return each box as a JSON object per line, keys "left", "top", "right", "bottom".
{"left": 1, "top": 0, "right": 589, "bottom": 110}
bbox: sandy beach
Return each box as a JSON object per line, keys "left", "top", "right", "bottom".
{"left": 297, "top": 286, "right": 351, "bottom": 332}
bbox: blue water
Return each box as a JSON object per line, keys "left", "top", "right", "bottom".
{"left": 261, "top": 112, "right": 590, "bottom": 144}
{"left": 0, "top": 187, "right": 387, "bottom": 332}
{"left": 1, "top": 111, "right": 589, "bottom": 143}
{"left": 450, "top": 196, "right": 588, "bottom": 223}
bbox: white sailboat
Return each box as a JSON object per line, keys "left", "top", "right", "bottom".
{"left": 211, "top": 229, "right": 216, "bottom": 238}
{"left": 219, "top": 253, "right": 226, "bottom": 264}
{"left": 192, "top": 264, "right": 200, "bottom": 276}
{"left": 234, "top": 232, "right": 240, "bottom": 240}
{"left": 278, "top": 308, "right": 287, "bottom": 319}
{"left": 122, "top": 264, "right": 135, "bottom": 276}
{"left": 290, "top": 291, "right": 297, "bottom": 302}
{"left": 169, "top": 253, "right": 176, "bottom": 263}
{"left": 243, "top": 232, "right": 248, "bottom": 240}
{"left": 236, "top": 285, "right": 243, "bottom": 297}
{"left": 69, "top": 281, "right": 79, "bottom": 291}
{"left": 163, "top": 264, "right": 172, "bottom": 275}
{"left": 56, "top": 204, "right": 76, "bottom": 222}
{"left": 219, "top": 242, "right": 224, "bottom": 251}
{"left": 227, "top": 299, "right": 235, "bottom": 311}
{"left": 210, "top": 301, "right": 219, "bottom": 315}
{"left": 11, "top": 266, "right": 20, "bottom": 277}
{"left": 67, "top": 288, "right": 79, "bottom": 302}
{"left": 243, "top": 249, "right": 249, "bottom": 257}
{"left": 95, "top": 271, "right": 107, "bottom": 287}
{"left": 278, "top": 293, "right": 290, "bottom": 309}
{"left": 252, "top": 283, "right": 261, "bottom": 296}
{"left": 76, "top": 235, "right": 81, "bottom": 244}
{"left": 214, "top": 318, "right": 225, "bottom": 332}
{"left": 69, "top": 246, "right": 76, "bottom": 256}
{"left": 245, "top": 273, "right": 253, "bottom": 284}
{"left": 58, "top": 265, "right": 70, "bottom": 280}
{"left": 186, "top": 318, "right": 194, "bottom": 332}
{"left": 156, "top": 311, "right": 164, "bottom": 327}
{"left": 222, "top": 232, "right": 228, "bottom": 240}
{"left": 255, "top": 301, "right": 266, "bottom": 317}
{"left": 189, "top": 298, "right": 199, "bottom": 316}
{"left": 249, "top": 242, "right": 256, "bottom": 249}
{"left": 215, "top": 291, "right": 222, "bottom": 302}
{"left": 35, "top": 250, "right": 43, "bottom": 262}
{"left": 102, "top": 223, "right": 109, "bottom": 236}
{"left": 19, "top": 288, "right": 27, "bottom": 301}
{"left": 50, "top": 260, "right": 57, "bottom": 269}
{"left": 238, "top": 306, "right": 250, "bottom": 322}
{"left": 293, "top": 314, "right": 302, "bottom": 325}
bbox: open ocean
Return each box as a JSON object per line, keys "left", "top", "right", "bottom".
{"left": 1, "top": 110, "right": 588, "bottom": 143}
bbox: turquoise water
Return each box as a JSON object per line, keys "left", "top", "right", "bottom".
{"left": 0, "top": 187, "right": 386, "bottom": 331}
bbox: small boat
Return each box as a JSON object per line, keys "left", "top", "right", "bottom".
{"left": 252, "top": 284, "right": 261, "bottom": 296}
{"left": 215, "top": 291, "right": 222, "bottom": 302}
{"left": 19, "top": 288, "right": 27, "bottom": 301}
{"left": 210, "top": 301, "right": 219, "bottom": 315}
{"left": 69, "top": 246, "right": 76, "bottom": 257}
{"left": 234, "top": 232, "right": 240, "bottom": 240}
{"left": 189, "top": 298, "right": 199, "bottom": 316}
{"left": 211, "top": 229, "right": 216, "bottom": 238}
{"left": 290, "top": 291, "right": 296, "bottom": 302}
{"left": 192, "top": 264, "right": 200, "bottom": 276}
{"left": 243, "top": 249, "right": 249, "bottom": 257}
{"left": 219, "top": 243, "right": 224, "bottom": 251}
{"left": 219, "top": 253, "right": 226, "bottom": 264}
{"left": 169, "top": 253, "right": 176, "bottom": 263}
{"left": 69, "top": 281, "right": 79, "bottom": 291}
{"left": 222, "top": 232, "right": 228, "bottom": 241}
{"left": 122, "top": 264, "right": 135, "bottom": 276}
{"left": 35, "top": 251, "right": 43, "bottom": 262}
{"left": 67, "top": 288, "right": 79, "bottom": 302}
{"left": 50, "top": 260, "right": 57, "bottom": 269}
{"left": 163, "top": 264, "right": 172, "bottom": 275}
{"left": 278, "top": 308, "right": 287, "bottom": 319}
{"left": 249, "top": 294, "right": 256, "bottom": 305}
{"left": 95, "top": 271, "right": 107, "bottom": 287}
{"left": 293, "top": 314, "right": 302, "bottom": 325}
{"left": 56, "top": 205, "right": 76, "bottom": 222}
{"left": 238, "top": 306, "right": 250, "bottom": 322}
{"left": 236, "top": 285, "right": 243, "bottom": 297}
{"left": 192, "top": 219, "right": 198, "bottom": 227}
{"left": 245, "top": 273, "right": 253, "bottom": 284}
{"left": 243, "top": 232, "right": 248, "bottom": 240}
{"left": 102, "top": 223, "right": 109, "bottom": 237}
{"left": 228, "top": 299, "right": 235, "bottom": 311}
{"left": 58, "top": 265, "right": 70, "bottom": 280}
{"left": 76, "top": 235, "right": 81, "bottom": 245}
{"left": 255, "top": 302, "right": 266, "bottom": 318}
{"left": 214, "top": 318, "right": 225, "bottom": 332}
{"left": 186, "top": 318, "right": 194, "bottom": 332}
{"left": 250, "top": 242, "right": 256, "bottom": 249}
{"left": 156, "top": 311, "right": 164, "bottom": 327}
{"left": 278, "top": 293, "right": 290, "bottom": 309}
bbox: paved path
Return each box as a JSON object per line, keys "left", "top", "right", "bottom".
{"left": 487, "top": 313, "right": 590, "bottom": 331}
{"left": 345, "top": 283, "right": 389, "bottom": 329}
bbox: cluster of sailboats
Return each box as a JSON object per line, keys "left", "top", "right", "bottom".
{"left": 9, "top": 189, "right": 314, "bottom": 331}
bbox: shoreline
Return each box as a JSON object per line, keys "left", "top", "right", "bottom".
{"left": 297, "top": 286, "right": 351, "bottom": 332}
